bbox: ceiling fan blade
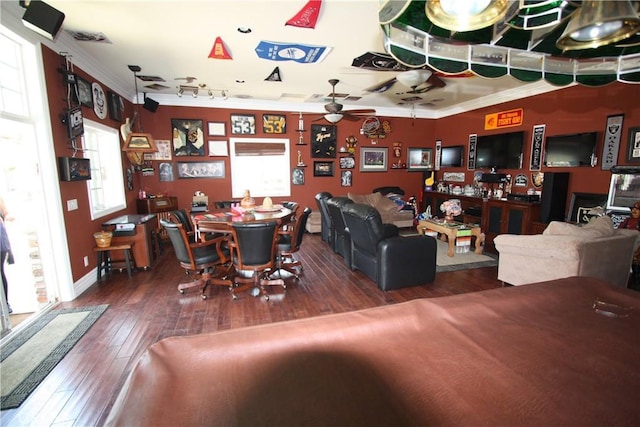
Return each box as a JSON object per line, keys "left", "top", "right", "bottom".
{"left": 342, "top": 108, "right": 376, "bottom": 114}
{"left": 364, "top": 78, "right": 397, "bottom": 93}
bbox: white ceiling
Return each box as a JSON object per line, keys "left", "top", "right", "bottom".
{"left": 5, "top": 0, "right": 565, "bottom": 119}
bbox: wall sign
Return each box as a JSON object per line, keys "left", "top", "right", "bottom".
{"left": 530, "top": 124, "right": 545, "bottom": 171}
{"left": 435, "top": 139, "right": 442, "bottom": 170}
{"left": 601, "top": 114, "right": 624, "bottom": 170}
{"left": 484, "top": 108, "right": 523, "bottom": 130}
{"left": 467, "top": 134, "right": 477, "bottom": 170}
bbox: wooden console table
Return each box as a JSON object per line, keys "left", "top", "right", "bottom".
{"left": 418, "top": 219, "right": 484, "bottom": 257}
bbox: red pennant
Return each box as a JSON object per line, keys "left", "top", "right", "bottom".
{"left": 208, "top": 36, "right": 232, "bottom": 59}
{"left": 286, "top": 0, "right": 322, "bottom": 29}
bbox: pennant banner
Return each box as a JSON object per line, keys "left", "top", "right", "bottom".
{"left": 209, "top": 36, "right": 232, "bottom": 60}
{"left": 255, "top": 41, "right": 331, "bottom": 63}
{"left": 467, "top": 134, "right": 477, "bottom": 170}
{"left": 286, "top": 0, "right": 322, "bottom": 28}
{"left": 265, "top": 67, "right": 282, "bottom": 81}
{"left": 601, "top": 114, "right": 624, "bottom": 171}
{"left": 529, "top": 124, "right": 545, "bottom": 171}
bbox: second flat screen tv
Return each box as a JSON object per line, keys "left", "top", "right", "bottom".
{"left": 544, "top": 131, "right": 598, "bottom": 167}
{"left": 475, "top": 131, "right": 524, "bottom": 170}
{"left": 440, "top": 145, "right": 464, "bottom": 167}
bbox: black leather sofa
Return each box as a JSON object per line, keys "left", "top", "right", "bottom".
{"left": 326, "top": 196, "right": 354, "bottom": 267}
{"left": 342, "top": 203, "right": 437, "bottom": 290}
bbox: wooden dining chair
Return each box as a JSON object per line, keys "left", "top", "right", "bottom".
{"left": 228, "top": 221, "right": 284, "bottom": 301}
{"left": 160, "top": 219, "right": 234, "bottom": 300}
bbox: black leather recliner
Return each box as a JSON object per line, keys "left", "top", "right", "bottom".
{"left": 314, "top": 192, "right": 333, "bottom": 246}
{"left": 326, "top": 196, "right": 354, "bottom": 267}
{"left": 342, "top": 203, "right": 437, "bottom": 291}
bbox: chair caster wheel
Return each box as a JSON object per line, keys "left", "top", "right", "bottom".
{"left": 232, "top": 294, "right": 238, "bottom": 300}
{"left": 201, "top": 294, "right": 207, "bottom": 300}
{"left": 178, "top": 289, "right": 185, "bottom": 294}
{"left": 264, "top": 295, "right": 269, "bottom": 301}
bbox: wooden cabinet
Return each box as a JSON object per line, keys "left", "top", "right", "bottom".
{"left": 482, "top": 199, "right": 541, "bottom": 253}
{"left": 137, "top": 196, "right": 178, "bottom": 237}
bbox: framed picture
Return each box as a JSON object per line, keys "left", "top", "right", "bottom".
{"left": 263, "top": 114, "right": 286, "bottom": 134}
{"left": 208, "top": 140, "right": 228, "bottom": 156}
{"left": 171, "top": 119, "right": 205, "bottom": 156}
{"left": 341, "top": 170, "right": 353, "bottom": 187}
{"left": 176, "top": 161, "right": 225, "bottom": 179}
{"left": 107, "top": 91, "right": 123, "bottom": 122}
{"left": 158, "top": 162, "right": 175, "bottom": 182}
{"left": 143, "top": 140, "right": 172, "bottom": 160}
{"left": 230, "top": 114, "right": 256, "bottom": 135}
{"left": 58, "top": 157, "right": 91, "bottom": 181}
{"left": 74, "top": 76, "right": 93, "bottom": 108}
{"left": 208, "top": 121, "right": 226, "bottom": 136}
{"left": 311, "top": 124, "right": 337, "bottom": 158}
{"left": 123, "top": 133, "right": 157, "bottom": 152}
{"left": 359, "top": 147, "right": 388, "bottom": 172}
{"left": 567, "top": 192, "right": 607, "bottom": 223}
{"left": 626, "top": 127, "right": 640, "bottom": 163}
{"left": 292, "top": 168, "right": 305, "bottom": 185}
{"left": 339, "top": 156, "right": 355, "bottom": 169}
{"left": 407, "top": 147, "right": 433, "bottom": 171}
{"left": 313, "top": 161, "right": 334, "bottom": 177}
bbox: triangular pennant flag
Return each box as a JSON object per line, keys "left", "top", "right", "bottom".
{"left": 286, "top": 0, "right": 322, "bottom": 29}
{"left": 208, "top": 36, "right": 232, "bottom": 59}
{"left": 265, "top": 67, "right": 282, "bottom": 82}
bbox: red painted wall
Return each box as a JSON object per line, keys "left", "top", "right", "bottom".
{"left": 42, "top": 45, "right": 639, "bottom": 282}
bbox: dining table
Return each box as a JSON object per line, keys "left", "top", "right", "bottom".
{"left": 191, "top": 205, "right": 293, "bottom": 240}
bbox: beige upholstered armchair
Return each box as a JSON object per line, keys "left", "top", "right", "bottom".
{"left": 494, "top": 216, "right": 639, "bottom": 288}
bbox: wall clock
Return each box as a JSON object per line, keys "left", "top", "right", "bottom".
{"left": 311, "top": 124, "right": 337, "bottom": 158}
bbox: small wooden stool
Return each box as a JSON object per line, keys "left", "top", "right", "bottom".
{"left": 94, "top": 243, "right": 135, "bottom": 280}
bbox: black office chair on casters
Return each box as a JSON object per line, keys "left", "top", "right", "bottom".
{"left": 229, "top": 221, "right": 285, "bottom": 301}
{"left": 161, "top": 219, "right": 233, "bottom": 300}
{"left": 274, "top": 207, "right": 312, "bottom": 279}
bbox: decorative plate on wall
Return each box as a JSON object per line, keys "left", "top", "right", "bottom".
{"left": 92, "top": 82, "right": 107, "bottom": 119}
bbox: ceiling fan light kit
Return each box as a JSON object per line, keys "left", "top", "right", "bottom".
{"left": 324, "top": 113, "right": 344, "bottom": 123}
{"left": 396, "top": 69, "right": 433, "bottom": 88}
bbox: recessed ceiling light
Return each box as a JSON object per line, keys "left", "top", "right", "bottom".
{"left": 235, "top": 79, "right": 245, "bottom": 84}
{"left": 237, "top": 27, "right": 252, "bottom": 34}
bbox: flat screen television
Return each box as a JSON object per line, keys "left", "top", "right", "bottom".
{"left": 475, "top": 131, "right": 524, "bottom": 170}
{"left": 544, "top": 131, "right": 598, "bottom": 167}
{"left": 440, "top": 145, "right": 464, "bottom": 167}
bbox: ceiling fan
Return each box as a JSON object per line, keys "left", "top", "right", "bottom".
{"left": 366, "top": 69, "right": 446, "bottom": 96}
{"left": 298, "top": 79, "right": 376, "bottom": 124}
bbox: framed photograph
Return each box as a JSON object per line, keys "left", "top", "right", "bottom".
{"left": 158, "top": 162, "right": 175, "bottom": 182}
{"left": 171, "top": 119, "right": 205, "bottom": 156}
{"left": 567, "top": 192, "right": 607, "bottom": 223}
{"left": 626, "top": 127, "right": 640, "bottom": 163}
{"left": 263, "top": 114, "right": 286, "bottom": 134}
{"left": 230, "top": 114, "right": 256, "bottom": 135}
{"left": 143, "top": 140, "right": 172, "bottom": 160}
{"left": 58, "top": 157, "right": 91, "bottom": 181}
{"left": 74, "top": 76, "right": 93, "bottom": 108}
{"left": 313, "top": 161, "right": 334, "bottom": 177}
{"left": 208, "top": 140, "right": 228, "bottom": 156}
{"left": 292, "top": 168, "right": 305, "bottom": 185}
{"left": 176, "top": 161, "right": 225, "bottom": 179}
{"left": 208, "top": 121, "right": 226, "bottom": 136}
{"left": 107, "top": 91, "right": 123, "bottom": 122}
{"left": 341, "top": 170, "right": 353, "bottom": 187}
{"left": 407, "top": 147, "right": 433, "bottom": 171}
{"left": 123, "top": 133, "right": 157, "bottom": 152}
{"left": 359, "top": 147, "right": 388, "bottom": 172}
{"left": 339, "top": 156, "right": 355, "bottom": 169}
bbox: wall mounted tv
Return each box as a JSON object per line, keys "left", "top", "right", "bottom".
{"left": 543, "top": 131, "right": 598, "bottom": 167}
{"left": 440, "top": 145, "right": 464, "bottom": 167}
{"left": 475, "top": 131, "right": 524, "bottom": 170}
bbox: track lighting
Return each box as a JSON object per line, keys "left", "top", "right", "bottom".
{"left": 222, "top": 90, "right": 228, "bottom": 100}
{"left": 192, "top": 88, "right": 198, "bottom": 98}
{"left": 208, "top": 89, "right": 214, "bottom": 99}
{"left": 177, "top": 88, "right": 183, "bottom": 97}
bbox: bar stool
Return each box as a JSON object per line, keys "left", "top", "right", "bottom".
{"left": 94, "top": 243, "right": 136, "bottom": 280}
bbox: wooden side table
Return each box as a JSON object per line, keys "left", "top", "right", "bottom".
{"left": 418, "top": 219, "right": 484, "bottom": 257}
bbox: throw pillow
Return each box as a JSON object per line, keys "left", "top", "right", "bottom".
{"left": 376, "top": 194, "right": 399, "bottom": 215}
{"left": 583, "top": 215, "right": 615, "bottom": 236}
{"left": 543, "top": 216, "right": 614, "bottom": 238}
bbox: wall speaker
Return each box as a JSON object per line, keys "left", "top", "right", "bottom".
{"left": 143, "top": 97, "right": 159, "bottom": 112}
{"left": 22, "top": 1, "right": 65, "bottom": 40}
{"left": 540, "top": 172, "right": 570, "bottom": 223}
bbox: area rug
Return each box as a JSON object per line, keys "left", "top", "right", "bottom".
{"left": 399, "top": 230, "right": 497, "bottom": 272}
{"left": 0, "top": 304, "right": 108, "bottom": 410}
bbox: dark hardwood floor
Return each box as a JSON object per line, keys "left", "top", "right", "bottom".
{"left": 1, "top": 233, "right": 501, "bottom": 426}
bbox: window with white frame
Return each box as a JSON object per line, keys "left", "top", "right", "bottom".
{"left": 229, "top": 137, "right": 291, "bottom": 198}
{"left": 82, "top": 119, "right": 126, "bottom": 219}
